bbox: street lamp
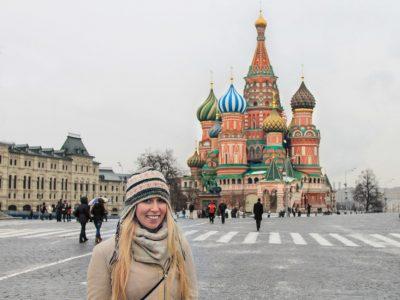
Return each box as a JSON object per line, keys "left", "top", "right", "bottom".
{"left": 344, "top": 167, "right": 356, "bottom": 211}
{"left": 282, "top": 171, "right": 295, "bottom": 217}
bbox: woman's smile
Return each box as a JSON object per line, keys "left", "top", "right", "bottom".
{"left": 136, "top": 197, "right": 167, "bottom": 229}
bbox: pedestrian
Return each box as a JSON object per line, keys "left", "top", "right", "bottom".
{"left": 189, "top": 203, "right": 195, "bottom": 219}
{"left": 208, "top": 201, "right": 216, "bottom": 224}
{"left": 74, "top": 196, "right": 90, "bottom": 243}
{"left": 62, "top": 200, "right": 68, "bottom": 222}
{"left": 253, "top": 198, "right": 263, "bottom": 232}
{"left": 40, "top": 202, "right": 47, "bottom": 220}
{"left": 307, "top": 203, "right": 311, "bottom": 217}
{"left": 87, "top": 167, "right": 198, "bottom": 300}
{"left": 66, "top": 204, "right": 72, "bottom": 222}
{"left": 56, "top": 200, "right": 62, "bottom": 222}
{"left": 29, "top": 209, "right": 33, "bottom": 219}
{"left": 91, "top": 198, "right": 106, "bottom": 244}
{"left": 182, "top": 207, "right": 186, "bottom": 219}
{"left": 292, "top": 205, "right": 296, "bottom": 217}
{"left": 218, "top": 201, "right": 227, "bottom": 224}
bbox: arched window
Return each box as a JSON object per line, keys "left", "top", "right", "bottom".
{"left": 238, "top": 179, "right": 242, "bottom": 184}
{"left": 223, "top": 179, "right": 226, "bottom": 185}
{"left": 248, "top": 178, "right": 253, "bottom": 184}
{"left": 254, "top": 177, "right": 259, "bottom": 183}
{"left": 232, "top": 179, "right": 236, "bottom": 184}
{"left": 23, "top": 204, "right": 31, "bottom": 211}
{"left": 313, "top": 178, "right": 317, "bottom": 183}
{"left": 8, "top": 205, "right": 17, "bottom": 211}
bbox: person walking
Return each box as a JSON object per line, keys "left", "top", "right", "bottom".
{"left": 40, "top": 202, "right": 47, "bottom": 220}
{"left": 307, "top": 203, "right": 311, "bottom": 217}
{"left": 66, "top": 204, "right": 72, "bottom": 222}
{"left": 208, "top": 201, "right": 216, "bottom": 224}
{"left": 189, "top": 202, "right": 195, "bottom": 219}
{"left": 91, "top": 198, "right": 106, "bottom": 244}
{"left": 218, "top": 201, "right": 227, "bottom": 224}
{"left": 75, "top": 196, "right": 90, "bottom": 243}
{"left": 55, "top": 200, "right": 62, "bottom": 222}
{"left": 87, "top": 167, "right": 198, "bottom": 300}
{"left": 62, "top": 200, "right": 68, "bottom": 222}
{"left": 253, "top": 198, "right": 263, "bottom": 232}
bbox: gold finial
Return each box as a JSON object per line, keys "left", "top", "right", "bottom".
{"left": 230, "top": 66, "right": 234, "bottom": 84}
{"left": 210, "top": 70, "right": 214, "bottom": 89}
{"left": 301, "top": 64, "right": 305, "bottom": 82}
{"left": 271, "top": 90, "right": 278, "bottom": 109}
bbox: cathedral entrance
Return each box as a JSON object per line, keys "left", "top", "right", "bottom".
{"left": 245, "top": 194, "right": 258, "bottom": 213}
{"left": 269, "top": 190, "right": 278, "bottom": 213}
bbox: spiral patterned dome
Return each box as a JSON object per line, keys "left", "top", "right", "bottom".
{"left": 187, "top": 150, "right": 205, "bottom": 168}
{"left": 208, "top": 122, "right": 222, "bottom": 138}
{"left": 197, "top": 88, "right": 218, "bottom": 122}
{"left": 218, "top": 84, "right": 247, "bottom": 114}
{"left": 291, "top": 81, "right": 316, "bottom": 110}
{"left": 262, "top": 109, "right": 287, "bottom": 133}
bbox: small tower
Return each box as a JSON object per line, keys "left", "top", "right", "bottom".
{"left": 196, "top": 82, "right": 218, "bottom": 161}
{"left": 186, "top": 149, "right": 205, "bottom": 188}
{"left": 288, "top": 79, "right": 321, "bottom": 175}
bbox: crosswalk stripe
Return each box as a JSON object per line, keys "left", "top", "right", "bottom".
{"left": 389, "top": 233, "right": 400, "bottom": 239}
{"left": 217, "top": 231, "right": 238, "bottom": 243}
{"left": 184, "top": 230, "right": 199, "bottom": 237}
{"left": 349, "top": 234, "right": 385, "bottom": 248}
{"left": 309, "top": 233, "right": 333, "bottom": 246}
{"left": 269, "top": 232, "right": 281, "bottom": 244}
{"left": 65, "top": 229, "right": 115, "bottom": 240}
{"left": 0, "top": 229, "right": 31, "bottom": 237}
{"left": 243, "top": 232, "right": 258, "bottom": 244}
{"left": 290, "top": 233, "right": 307, "bottom": 245}
{"left": 370, "top": 234, "right": 400, "bottom": 247}
{"left": 192, "top": 231, "right": 218, "bottom": 241}
{"left": 0, "top": 228, "right": 55, "bottom": 238}
{"left": 60, "top": 229, "right": 96, "bottom": 238}
{"left": 22, "top": 229, "right": 72, "bottom": 238}
{"left": 329, "top": 233, "right": 359, "bottom": 247}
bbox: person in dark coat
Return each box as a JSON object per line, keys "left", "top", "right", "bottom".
{"left": 75, "top": 196, "right": 90, "bottom": 243}
{"left": 253, "top": 198, "right": 264, "bottom": 232}
{"left": 218, "top": 201, "right": 227, "bottom": 224}
{"left": 55, "top": 200, "right": 62, "bottom": 222}
{"left": 91, "top": 198, "right": 106, "bottom": 244}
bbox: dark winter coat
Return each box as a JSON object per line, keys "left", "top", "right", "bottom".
{"left": 91, "top": 203, "right": 106, "bottom": 221}
{"left": 218, "top": 203, "right": 227, "bottom": 214}
{"left": 253, "top": 202, "right": 263, "bottom": 220}
{"left": 75, "top": 204, "right": 90, "bottom": 224}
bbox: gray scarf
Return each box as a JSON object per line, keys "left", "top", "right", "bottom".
{"left": 132, "top": 223, "right": 170, "bottom": 270}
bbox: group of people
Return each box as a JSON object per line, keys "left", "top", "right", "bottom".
{"left": 55, "top": 200, "right": 73, "bottom": 222}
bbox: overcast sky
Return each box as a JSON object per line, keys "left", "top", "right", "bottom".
{"left": 0, "top": 0, "right": 399, "bottom": 188}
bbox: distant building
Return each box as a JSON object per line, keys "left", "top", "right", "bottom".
{"left": 0, "top": 134, "right": 126, "bottom": 214}
{"left": 186, "top": 11, "right": 335, "bottom": 213}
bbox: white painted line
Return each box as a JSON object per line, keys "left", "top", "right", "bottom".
{"left": 290, "top": 233, "right": 307, "bottom": 245}
{"left": 22, "top": 229, "right": 72, "bottom": 238}
{"left": 217, "top": 231, "right": 238, "bottom": 243}
{"left": 370, "top": 234, "right": 400, "bottom": 247}
{"left": 65, "top": 229, "right": 115, "bottom": 240}
{"left": 184, "top": 230, "right": 199, "bottom": 237}
{"left": 309, "top": 233, "right": 333, "bottom": 246}
{"left": 243, "top": 232, "right": 258, "bottom": 244}
{"left": 349, "top": 234, "right": 385, "bottom": 248}
{"left": 0, "top": 229, "right": 31, "bottom": 237}
{"left": 0, "top": 252, "right": 92, "bottom": 282}
{"left": 329, "top": 233, "right": 359, "bottom": 247}
{"left": 390, "top": 233, "right": 400, "bottom": 239}
{"left": 192, "top": 231, "right": 218, "bottom": 241}
{"left": 0, "top": 228, "right": 55, "bottom": 239}
{"left": 58, "top": 229, "right": 96, "bottom": 238}
{"left": 269, "top": 232, "right": 281, "bottom": 244}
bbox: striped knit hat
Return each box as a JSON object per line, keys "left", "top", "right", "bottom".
{"left": 110, "top": 167, "right": 171, "bottom": 265}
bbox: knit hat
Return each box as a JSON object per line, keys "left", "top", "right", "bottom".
{"left": 110, "top": 167, "right": 171, "bottom": 265}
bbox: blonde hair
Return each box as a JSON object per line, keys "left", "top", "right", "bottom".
{"left": 111, "top": 207, "right": 189, "bottom": 300}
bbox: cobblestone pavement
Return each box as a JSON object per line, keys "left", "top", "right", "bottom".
{"left": 0, "top": 214, "right": 399, "bottom": 299}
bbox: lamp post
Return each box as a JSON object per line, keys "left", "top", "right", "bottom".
{"left": 344, "top": 167, "right": 356, "bottom": 211}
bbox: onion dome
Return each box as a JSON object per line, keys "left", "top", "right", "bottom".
{"left": 262, "top": 109, "right": 287, "bottom": 133}
{"left": 218, "top": 84, "right": 247, "bottom": 114}
{"left": 291, "top": 81, "right": 316, "bottom": 110}
{"left": 187, "top": 150, "right": 204, "bottom": 168}
{"left": 197, "top": 88, "right": 218, "bottom": 122}
{"left": 255, "top": 11, "right": 267, "bottom": 27}
{"left": 208, "top": 122, "right": 222, "bottom": 138}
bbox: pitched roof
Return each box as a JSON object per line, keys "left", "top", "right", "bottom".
{"left": 283, "top": 157, "right": 295, "bottom": 178}
{"left": 265, "top": 159, "right": 282, "bottom": 181}
{"left": 61, "top": 134, "right": 91, "bottom": 156}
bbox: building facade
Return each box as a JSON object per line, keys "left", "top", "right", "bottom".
{"left": 187, "top": 11, "right": 335, "bottom": 213}
{"left": 0, "top": 134, "right": 125, "bottom": 214}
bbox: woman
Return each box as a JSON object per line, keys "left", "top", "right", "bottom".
{"left": 91, "top": 198, "right": 106, "bottom": 244}
{"left": 87, "top": 168, "right": 198, "bottom": 300}
{"left": 75, "top": 197, "right": 90, "bottom": 243}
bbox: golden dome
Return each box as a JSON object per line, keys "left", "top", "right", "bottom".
{"left": 262, "top": 109, "right": 287, "bottom": 133}
{"left": 187, "top": 150, "right": 205, "bottom": 168}
{"left": 255, "top": 11, "right": 267, "bottom": 27}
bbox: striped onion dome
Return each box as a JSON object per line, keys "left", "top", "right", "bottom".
{"left": 291, "top": 81, "right": 316, "bottom": 110}
{"left": 262, "top": 109, "right": 287, "bottom": 133}
{"left": 197, "top": 88, "right": 218, "bottom": 122}
{"left": 208, "top": 122, "right": 222, "bottom": 138}
{"left": 187, "top": 150, "right": 204, "bottom": 168}
{"left": 218, "top": 84, "right": 247, "bottom": 114}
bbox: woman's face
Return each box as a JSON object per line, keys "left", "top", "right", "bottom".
{"left": 136, "top": 197, "right": 167, "bottom": 229}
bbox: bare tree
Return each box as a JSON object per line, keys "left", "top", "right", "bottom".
{"left": 352, "top": 169, "right": 383, "bottom": 212}
{"left": 136, "top": 149, "right": 186, "bottom": 210}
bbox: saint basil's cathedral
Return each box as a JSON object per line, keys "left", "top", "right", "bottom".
{"left": 186, "top": 11, "right": 335, "bottom": 213}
